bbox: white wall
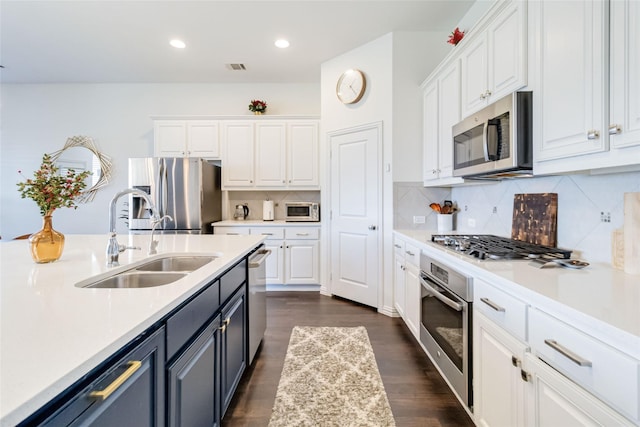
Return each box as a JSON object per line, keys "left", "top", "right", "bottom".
{"left": 392, "top": 31, "right": 450, "bottom": 182}
{"left": 320, "top": 31, "right": 449, "bottom": 312}
{"left": 0, "top": 83, "right": 320, "bottom": 238}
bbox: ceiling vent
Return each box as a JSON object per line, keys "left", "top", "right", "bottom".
{"left": 226, "top": 63, "right": 246, "bottom": 71}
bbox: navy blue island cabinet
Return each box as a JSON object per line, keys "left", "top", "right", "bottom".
{"left": 26, "top": 255, "right": 252, "bottom": 427}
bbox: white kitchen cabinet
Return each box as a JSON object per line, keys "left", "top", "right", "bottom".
{"left": 422, "top": 60, "right": 465, "bottom": 186}
{"left": 222, "top": 119, "right": 319, "bottom": 190}
{"left": 213, "top": 224, "right": 320, "bottom": 286}
{"left": 472, "top": 277, "right": 638, "bottom": 427}
{"left": 532, "top": 0, "right": 607, "bottom": 163}
{"left": 474, "top": 311, "right": 528, "bottom": 427}
{"left": 154, "top": 120, "right": 220, "bottom": 158}
{"left": 391, "top": 234, "right": 420, "bottom": 339}
{"left": 524, "top": 353, "right": 635, "bottom": 427}
{"left": 609, "top": 0, "right": 640, "bottom": 151}
{"left": 287, "top": 121, "right": 319, "bottom": 187}
{"left": 285, "top": 240, "right": 319, "bottom": 285}
{"left": 532, "top": 0, "right": 640, "bottom": 175}
{"left": 255, "top": 122, "right": 287, "bottom": 187}
{"left": 393, "top": 238, "right": 406, "bottom": 319}
{"left": 460, "top": 1, "right": 527, "bottom": 117}
{"left": 222, "top": 121, "right": 255, "bottom": 187}
{"left": 404, "top": 260, "right": 420, "bottom": 340}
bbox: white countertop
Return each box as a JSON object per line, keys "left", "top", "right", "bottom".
{"left": 394, "top": 229, "right": 640, "bottom": 358}
{"left": 213, "top": 220, "right": 321, "bottom": 227}
{"left": 0, "top": 233, "right": 264, "bottom": 426}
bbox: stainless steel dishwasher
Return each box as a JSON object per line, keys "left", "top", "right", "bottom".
{"left": 248, "top": 245, "right": 270, "bottom": 364}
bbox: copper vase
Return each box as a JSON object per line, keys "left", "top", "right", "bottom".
{"left": 29, "top": 213, "right": 65, "bottom": 263}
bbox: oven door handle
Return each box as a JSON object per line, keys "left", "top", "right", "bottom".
{"left": 420, "top": 276, "right": 463, "bottom": 312}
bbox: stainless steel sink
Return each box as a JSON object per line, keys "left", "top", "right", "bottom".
{"left": 77, "top": 255, "right": 217, "bottom": 289}
{"left": 82, "top": 272, "right": 187, "bottom": 289}
{"left": 135, "top": 256, "right": 216, "bottom": 272}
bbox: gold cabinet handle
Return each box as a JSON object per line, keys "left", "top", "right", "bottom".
{"left": 89, "top": 361, "right": 142, "bottom": 401}
{"left": 219, "top": 318, "right": 231, "bottom": 333}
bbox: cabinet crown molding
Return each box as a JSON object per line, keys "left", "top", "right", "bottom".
{"left": 150, "top": 115, "right": 319, "bottom": 121}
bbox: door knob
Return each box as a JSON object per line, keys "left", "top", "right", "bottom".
{"left": 368, "top": 225, "right": 377, "bottom": 230}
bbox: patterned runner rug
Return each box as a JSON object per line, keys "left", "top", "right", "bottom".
{"left": 268, "top": 326, "right": 396, "bottom": 427}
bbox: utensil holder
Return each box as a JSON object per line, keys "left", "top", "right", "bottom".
{"left": 437, "top": 214, "right": 454, "bottom": 232}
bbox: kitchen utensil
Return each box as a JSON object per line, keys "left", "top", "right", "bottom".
{"left": 623, "top": 192, "right": 640, "bottom": 274}
{"left": 263, "top": 200, "right": 274, "bottom": 221}
{"left": 529, "top": 257, "right": 589, "bottom": 269}
{"left": 511, "top": 193, "right": 558, "bottom": 247}
{"left": 429, "top": 203, "right": 442, "bottom": 213}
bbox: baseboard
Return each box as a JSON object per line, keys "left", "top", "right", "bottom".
{"left": 266, "top": 284, "right": 321, "bottom": 292}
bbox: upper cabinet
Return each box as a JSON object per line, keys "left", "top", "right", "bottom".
{"left": 222, "top": 119, "right": 319, "bottom": 190}
{"left": 532, "top": 0, "right": 640, "bottom": 175}
{"left": 421, "top": 0, "right": 525, "bottom": 187}
{"left": 223, "top": 121, "right": 255, "bottom": 187}
{"left": 460, "top": 1, "right": 527, "bottom": 117}
{"left": 154, "top": 120, "right": 220, "bottom": 158}
{"left": 422, "top": 60, "right": 465, "bottom": 186}
{"left": 609, "top": 0, "right": 640, "bottom": 151}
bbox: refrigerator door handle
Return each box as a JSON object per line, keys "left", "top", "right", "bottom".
{"left": 155, "top": 158, "right": 164, "bottom": 216}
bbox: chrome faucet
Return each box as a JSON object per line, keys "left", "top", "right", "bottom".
{"left": 107, "top": 188, "right": 160, "bottom": 267}
{"left": 148, "top": 215, "right": 173, "bottom": 255}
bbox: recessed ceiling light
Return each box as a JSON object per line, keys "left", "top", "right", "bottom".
{"left": 170, "top": 39, "right": 186, "bottom": 49}
{"left": 275, "top": 39, "right": 290, "bottom": 49}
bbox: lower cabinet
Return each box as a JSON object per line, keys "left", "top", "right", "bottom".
{"left": 473, "top": 311, "right": 528, "bottom": 427}
{"left": 220, "top": 288, "right": 247, "bottom": 416}
{"left": 392, "top": 234, "right": 420, "bottom": 339}
{"left": 473, "top": 279, "right": 638, "bottom": 427}
{"left": 167, "top": 317, "right": 221, "bottom": 427}
{"left": 40, "top": 327, "right": 166, "bottom": 427}
{"left": 523, "top": 353, "right": 634, "bottom": 426}
{"left": 214, "top": 224, "right": 320, "bottom": 286}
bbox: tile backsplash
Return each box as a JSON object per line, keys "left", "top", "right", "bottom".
{"left": 394, "top": 170, "right": 640, "bottom": 264}
{"left": 226, "top": 191, "right": 320, "bottom": 221}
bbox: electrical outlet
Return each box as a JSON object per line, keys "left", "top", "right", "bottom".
{"left": 468, "top": 218, "right": 476, "bottom": 228}
{"left": 413, "top": 215, "right": 425, "bottom": 224}
{"left": 600, "top": 211, "right": 611, "bottom": 223}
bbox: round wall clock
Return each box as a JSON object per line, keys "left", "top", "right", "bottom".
{"left": 336, "top": 69, "right": 366, "bottom": 104}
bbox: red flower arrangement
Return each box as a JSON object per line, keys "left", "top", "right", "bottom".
{"left": 248, "top": 99, "right": 267, "bottom": 113}
{"left": 447, "top": 27, "right": 465, "bottom": 46}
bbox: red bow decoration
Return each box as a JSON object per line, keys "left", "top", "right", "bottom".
{"left": 447, "top": 27, "right": 465, "bottom": 46}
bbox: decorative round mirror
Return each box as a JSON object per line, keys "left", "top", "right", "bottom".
{"left": 49, "top": 136, "right": 112, "bottom": 203}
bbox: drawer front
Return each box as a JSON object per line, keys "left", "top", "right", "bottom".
{"left": 393, "top": 237, "right": 405, "bottom": 256}
{"left": 213, "top": 226, "right": 250, "bottom": 235}
{"left": 475, "top": 279, "right": 527, "bottom": 341}
{"left": 403, "top": 242, "right": 420, "bottom": 266}
{"left": 220, "top": 259, "right": 247, "bottom": 303}
{"left": 284, "top": 227, "right": 319, "bottom": 240}
{"left": 166, "top": 282, "right": 220, "bottom": 360}
{"left": 529, "top": 307, "right": 640, "bottom": 422}
{"left": 250, "top": 227, "right": 284, "bottom": 240}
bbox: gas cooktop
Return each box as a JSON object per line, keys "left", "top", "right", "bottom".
{"left": 431, "top": 234, "right": 572, "bottom": 260}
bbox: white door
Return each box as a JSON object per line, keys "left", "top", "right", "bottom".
{"left": 329, "top": 124, "right": 380, "bottom": 308}
{"left": 285, "top": 240, "right": 319, "bottom": 284}
{"left": 187, "top": 120, "right": 220, "bottom": 158}
{"left": 222, "top": 121, "right": 254, "bottom": 187}
{"left": 255, "top": 122, "right": 286, "bottom": 187}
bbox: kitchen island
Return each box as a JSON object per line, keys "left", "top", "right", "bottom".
{"left": 0, "top": 233, "right": 264, "bottom": 426}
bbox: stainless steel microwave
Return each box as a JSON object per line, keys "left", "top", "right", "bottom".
{"left": 285, "top": 202, "right": 320, "bottom": 222}
{"left": 452, "top": 91, "right": 533, "bottom": 179}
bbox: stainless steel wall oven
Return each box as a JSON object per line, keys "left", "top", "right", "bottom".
{"left": 419, "top": 254, "right": 473, "bottom": 409}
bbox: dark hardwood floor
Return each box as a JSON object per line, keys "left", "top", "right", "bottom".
{"left": 223, "top": 292, "right": 474, "bottom": 427}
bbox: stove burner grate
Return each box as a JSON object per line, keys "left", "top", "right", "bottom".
{"left": 431, "top": 234, "right": 572, "bottom": 260}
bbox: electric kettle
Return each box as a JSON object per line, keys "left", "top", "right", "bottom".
{"left": 234, "top": 204, "right": 249, "bottom": 220}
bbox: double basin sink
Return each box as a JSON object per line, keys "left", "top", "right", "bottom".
{"left": 76, "top": 255, "right": 217, "bottom": 289}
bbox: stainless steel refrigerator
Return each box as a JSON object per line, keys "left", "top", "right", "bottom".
{"left": 128, "top": 158, "right": 221, "bottom": 233}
